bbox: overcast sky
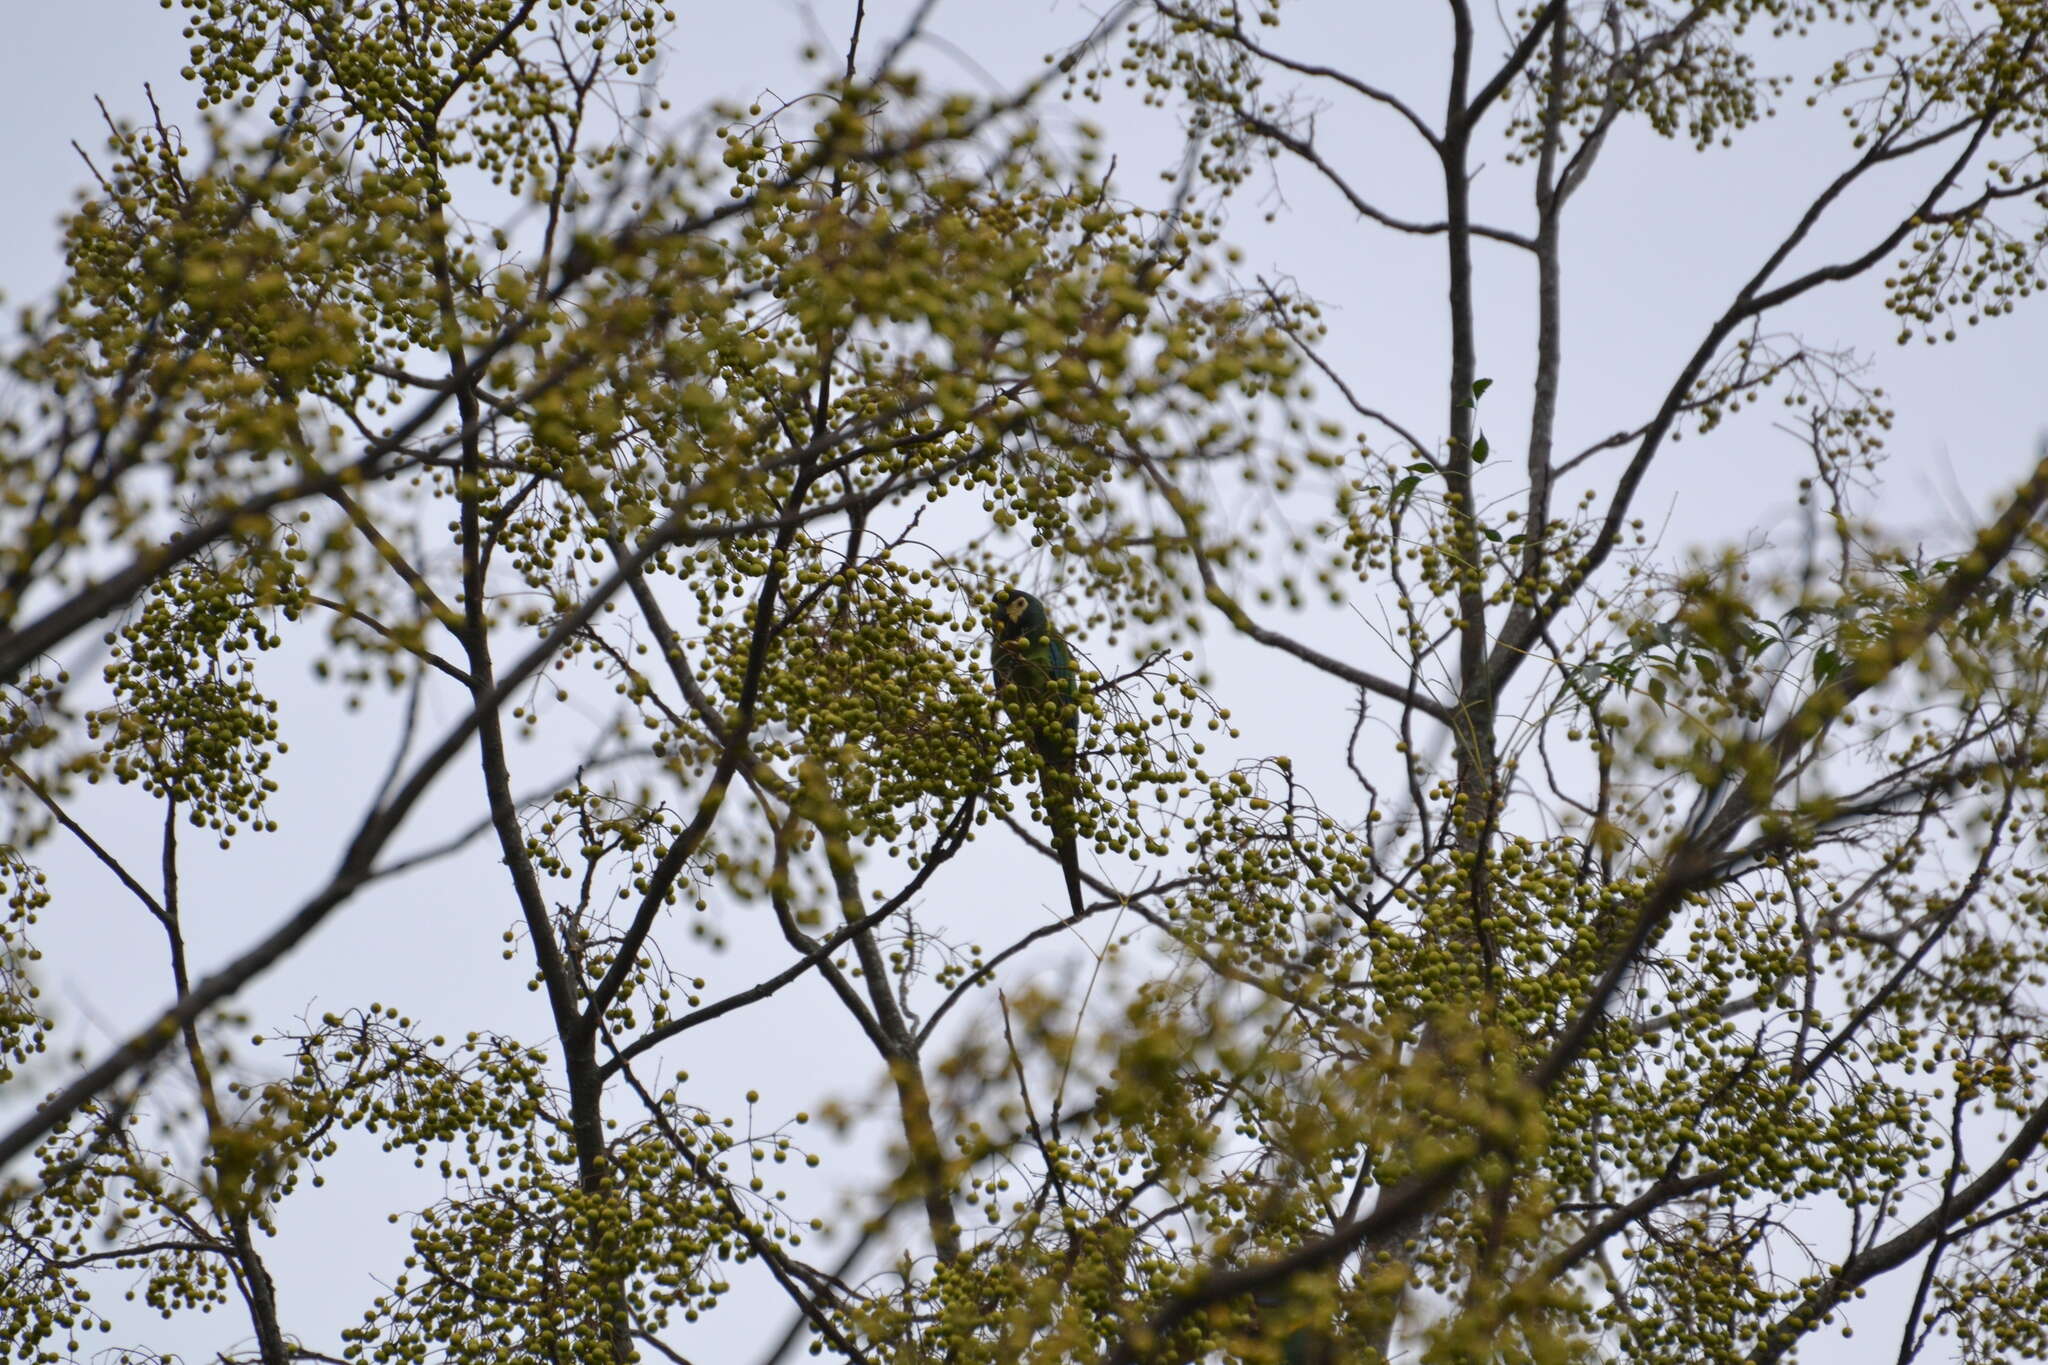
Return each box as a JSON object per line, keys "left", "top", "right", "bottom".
{"left": 4, "top": 3, "right": 2044, "bottom": 1362}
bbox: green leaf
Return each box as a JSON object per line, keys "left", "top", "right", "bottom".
{"left": 1471, "top": 377, "right": 1493, "bottom": 401}
{"left": 1471, "top": 435, "right": 1490, "bottom": 463}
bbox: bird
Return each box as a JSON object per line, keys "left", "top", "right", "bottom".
{"left": 990, "top": 587, "right": 1086, "bottom": 918}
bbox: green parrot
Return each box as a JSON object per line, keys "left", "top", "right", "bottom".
{"left": 990, "top": 587, "right": 1086, "bottom": 917}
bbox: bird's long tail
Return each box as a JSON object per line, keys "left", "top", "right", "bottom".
{"left": 1055, "top": 826, "right": 1086, "bottom": 920}
{"left": 1043, "top": 771, "right": 1087, "bottom": 920}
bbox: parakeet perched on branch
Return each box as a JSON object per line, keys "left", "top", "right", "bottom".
{"left": 991, "top": 587, "right": 1085, "bottom": 917}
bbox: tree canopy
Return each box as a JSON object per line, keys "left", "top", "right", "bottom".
{"left": 5, "top": 2, "right": 2048, "bottom": 1363}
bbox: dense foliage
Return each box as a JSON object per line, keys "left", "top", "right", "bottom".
{"left": 5, "top": 2, "right": 2048, "bottom": 1363}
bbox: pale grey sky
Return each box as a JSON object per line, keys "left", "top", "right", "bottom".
{"left": 4, "top": 3, "right": 2042, "bottom": 1363}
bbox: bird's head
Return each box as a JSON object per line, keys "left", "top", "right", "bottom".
{"left": 992, "top": 587, "right": 1048, "bottom": 642}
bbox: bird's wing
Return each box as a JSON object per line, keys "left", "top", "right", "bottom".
{"left": 1046, "top": 633, "right": 1077, "bottom": 693}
